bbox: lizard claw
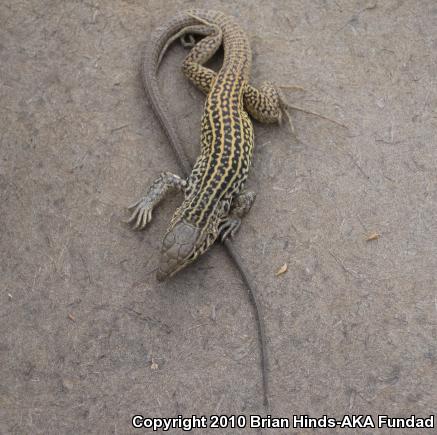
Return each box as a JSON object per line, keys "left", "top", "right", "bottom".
{"left": 126, "top": 198, "right": 154, "bottom": 230}
{"left": 219, "top": 217, "right": 241, "bottom": 241}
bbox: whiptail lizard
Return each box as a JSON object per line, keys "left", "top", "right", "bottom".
{"left": 128, "top": 9, "right": 289, "bottom": 412}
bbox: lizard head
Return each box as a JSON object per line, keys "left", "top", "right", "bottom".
{"left": 156, "top": 219, "right": 215, "bottom": 281}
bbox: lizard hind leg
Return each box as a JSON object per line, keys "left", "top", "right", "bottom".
{"left": 127, "top": 172, "right": 186, "bottom": 230}
{"left": 181, "top": 23, "right": 222, "bottom": 95}
{"left": 158, "top": 24, "right": 216, "bottom": 66}
{"left": 244, "top": 82, "right": 304, "bottom": 135}
{"left": 243, "top": 82, "right": 286, "bottom": 124}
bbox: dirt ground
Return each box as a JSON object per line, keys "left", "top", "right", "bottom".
{"left": 1, "top": 0, "right": 436, "bottom": 434}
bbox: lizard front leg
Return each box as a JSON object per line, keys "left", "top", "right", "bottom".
{"left": 219, "top": 191, "right": 256, "bottom": 241}
{"left": 127, "top": 172, "right": 186, "bottom": 230}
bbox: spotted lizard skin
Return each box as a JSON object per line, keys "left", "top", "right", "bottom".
{"left": 129, "top": 10, "right": 285, "bottom": 280}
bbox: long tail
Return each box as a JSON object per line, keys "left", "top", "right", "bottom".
{"left": 142, "top": 11, "right": 207, "bottom": 176}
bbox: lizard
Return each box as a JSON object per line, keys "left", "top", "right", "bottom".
{"left": 127, "top": 9, "right": 290, "bottom": 411}
{"left": 128, "top": 9, "right": 288, "bottom": 280}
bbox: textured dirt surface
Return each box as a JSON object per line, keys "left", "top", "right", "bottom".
{"left": 1, "top": 0, "right": 436, "bottom": 434}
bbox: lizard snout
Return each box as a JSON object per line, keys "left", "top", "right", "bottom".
{"left": 156, "top": 220, "right": 201, "bottom": 281}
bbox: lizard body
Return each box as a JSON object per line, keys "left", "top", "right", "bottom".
{"left": 129, "top": 10, "right": 284, "bottom": 280}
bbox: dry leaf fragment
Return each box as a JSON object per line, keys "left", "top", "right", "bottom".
{"left": 275, "top": 263, "right": 288, "bottom": 276}
{"left": 366, "top": 232, "right": 380, "bottom": 241}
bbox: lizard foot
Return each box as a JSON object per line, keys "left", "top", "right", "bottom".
{"left": 180, "top": 33, "right": 196, "bottom": 49}
{"left": 219, "top": 217, "right": 241, "bottom": 241}
{"left": 277, "top": 86, "right": 349, "bottom": 131}
{"left": 126, "top": 197, "right": 155, "bottom": 230}
{"left": 125, "top": 172, "right": 185, "bottom": 230}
